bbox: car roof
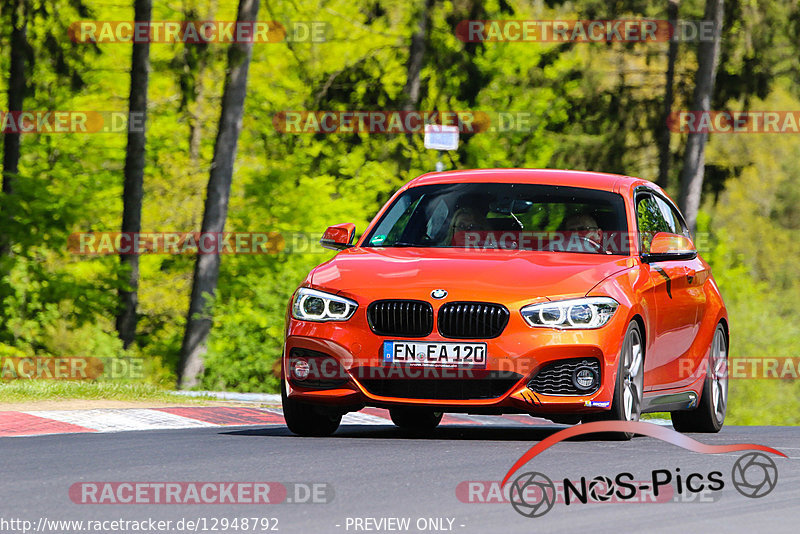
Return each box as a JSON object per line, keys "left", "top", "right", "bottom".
{"left": 407, "top": 168, "right": 653, "bottom": 193}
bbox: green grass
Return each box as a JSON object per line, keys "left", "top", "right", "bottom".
{"left": 0, "top": 381, "right": 213, "bottom": 403}
{"left": 640, "top": 412, "right": 671, "bottom": 421}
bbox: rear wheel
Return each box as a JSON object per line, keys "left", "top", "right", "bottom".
{"left": 583, "top": 321, "right": 644, "bottom": 440}
{"left": 390, "top": 407, "right": 443, "bottom": 432}
{"left": 281, "top": 380, "right": 342, "bottom": 437}
{"left": 671, "top": 324, "right": 728, "bottom": 433}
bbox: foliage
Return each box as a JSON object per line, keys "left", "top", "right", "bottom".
{"left": 701, "top": 88, "right": 800, "bottom": 424}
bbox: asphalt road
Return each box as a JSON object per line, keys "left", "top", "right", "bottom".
{"left": 2, "top": 424, "right": 799, "bottom": 534}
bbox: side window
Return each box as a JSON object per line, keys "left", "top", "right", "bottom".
{"left": 425, "top": 199, "right": 450, "bottom": 242}
{"left": 636, "top": 194, "right": 672, "bottom": 253}
{"left": 653, "top": 196, "right": 681, "bottom": 234}
{"left": 654, "top": 196, "right": 690, "bottom": 237}
{"left": 370, "top": 195, "right": 416, "bottom": 245}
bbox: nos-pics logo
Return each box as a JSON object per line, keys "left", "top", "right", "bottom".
{"left": 502, "top": 421, "right": 784, "bottom": 518}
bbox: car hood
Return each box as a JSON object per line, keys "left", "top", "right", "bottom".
{"left": 310, "top": 247, "right": 631, "bottom": 304}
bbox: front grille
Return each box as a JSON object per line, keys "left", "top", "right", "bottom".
{"left": 367, "top": 300, "right": 433, "bottom": 337}
{"left": 437, "top": 302, "right": 509, "bottom": 339}
{"left": 527, "top": 358, "right": 601, "bottom": 395}
{"left": 355, "top": 370, "right": 523, "bottom": 400}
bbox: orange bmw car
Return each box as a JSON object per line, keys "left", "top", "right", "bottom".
{"left": 282, "top": 169, "right": 728, "bottom": 438}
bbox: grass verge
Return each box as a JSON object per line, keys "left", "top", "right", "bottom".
{"left": 0, "top": 381, "right": 213, "bottom": 403}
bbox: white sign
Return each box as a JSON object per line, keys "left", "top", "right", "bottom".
{"left": 424, "top": 124, "right": 459, "bottom": 151}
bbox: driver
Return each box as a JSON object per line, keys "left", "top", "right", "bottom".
{"left": 561, "top": 213, "right": 603, "bottom": 252}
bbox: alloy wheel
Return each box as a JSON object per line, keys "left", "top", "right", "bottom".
{"left": 710, "top": 328, "right": 728, "bottom": 424}
{"left": 622, "top": 327, "right": 643, "bottom": 421}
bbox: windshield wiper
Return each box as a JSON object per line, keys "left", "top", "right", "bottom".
{"left": 388, "top": 241, "right": 429, "bottom": 247}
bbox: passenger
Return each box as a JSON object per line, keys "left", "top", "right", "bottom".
{"left": 445, "top": 206, "right": 487, "bottom": 246}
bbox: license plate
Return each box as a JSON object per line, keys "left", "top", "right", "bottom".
{"left": 382, "top": 341, "right": 487, "bottom": 368}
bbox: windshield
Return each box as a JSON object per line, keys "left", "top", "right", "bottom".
{"left": 362, "top": 182, "right": 629, "bottom": 255}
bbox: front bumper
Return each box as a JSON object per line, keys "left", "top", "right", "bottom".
{"left": 283, "top": 307, "right": 627, "bottom": 415}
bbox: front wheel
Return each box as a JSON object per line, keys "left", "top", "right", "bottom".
{"left": 281, "top": 380, "right": 342, "bottom": 437}
{"left": 583, "top": 321, "right": 644, "bottom": 440}
{"left": 671, "top": 324, "right": 728, "bottom": 433}
{"left": 390, "top": 407, "right": 443, "bottom": 432}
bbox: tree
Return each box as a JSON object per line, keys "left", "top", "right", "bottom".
{"left": 2, "top": 0, "right": 28, "bottom": 195}
{"left": 678, "top": 0, "right": 724, "bottom": 234}
{"left": 170, "top": 2, "right": 219, "bottom": 163}
{"left": 116, "top": 0, "right": 152, "bottom": 348}
{"left": 402, "top": 0, "right": 433, "bottom": 113}
{"left": 2, "top": 0, "right": 97, "bottom": 256}
{"left": 178, "top": 0, "right": 261, "bottom": 388}
{"left": 657, "top": 0, "right": 680, "bottom": 189}
{"left": 2, "top": 0, "right": 97, "bottom": 197}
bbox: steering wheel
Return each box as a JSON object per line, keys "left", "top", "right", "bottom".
{"left": 570, "top": 235, "right": 602, "bottom": 253}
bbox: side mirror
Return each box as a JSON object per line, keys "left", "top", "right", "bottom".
{"left": 320, "top": 223, "right": 356, "bottom": 251}
{"left": 642, "top": 232, "right": 697, "bottom": 263}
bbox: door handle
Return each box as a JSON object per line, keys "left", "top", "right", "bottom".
{"left": 685, "top": 268, "right": 696, "bottom": 284}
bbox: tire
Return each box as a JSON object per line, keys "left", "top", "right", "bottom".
{"left": 389, "top": 407, "right": 443, "bottom": 432}
{"left": 281, "top": 380, "right": 342, "bottom": 437}
{"left": 583, "top": 321, "right": 644, "bottom": 440}
{"left": 671, "top": 324, "right": 728, "bottom": 433}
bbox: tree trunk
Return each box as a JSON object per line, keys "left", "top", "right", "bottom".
{"left": 656, "top": 0, "right": 680, "bottom": 189}
{"left": 402, "top": 0, "right": 433, "bottom": 112}
{"left": 116, "top": 0, "right": 152, "bottom": 348}
{"left": 2, "top": 0, "right": 27, "bottom": 196}
{"left": 678, "top": 0, "right": 724, "bottom": 234}
{"left": 402, "top": 0, "right": 433, "bottom": 167}
{"left": 185, "top": 0, "right": 218, "bottom": 163}
{"left": 178, "top": 0, "right": 260, "bottom": 388}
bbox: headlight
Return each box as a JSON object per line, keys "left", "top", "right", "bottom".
{"left": 521, "top": 297, "right": 619, "bottom": 329}
{"left": 292, "top": 288, "right": 358, "bottom": 322}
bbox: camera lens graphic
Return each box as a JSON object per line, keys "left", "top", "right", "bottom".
{"left": 731, "top": 452, "right": 778, "bottom": 498}
{"left": 588, "top": 475, "right": 614, "bottom": 502}
{"left": 509, "top": 472, "right": 557, "bottom": 517}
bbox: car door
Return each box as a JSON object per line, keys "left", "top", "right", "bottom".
{"left": 637, "top": 192, "right": 706, "bottom": 391}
